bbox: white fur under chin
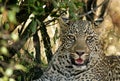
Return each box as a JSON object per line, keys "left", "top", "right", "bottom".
{"left": 73, "top": 65, "right": 87, "bottom": 70}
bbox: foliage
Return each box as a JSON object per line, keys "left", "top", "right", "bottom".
{"left": 0, "top": 0, "right": 84, "bottom": 81}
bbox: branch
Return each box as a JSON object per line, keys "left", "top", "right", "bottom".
{"left": 33, "top": 31, "right": 41, "bottom": 63}
{"left": 7, "top": 1, "right": 54, "bottom": 59}
{"left": 79, "top": 0, "right": 109, "bottom": 17}
{"left": 40, "top": 23, "right": 53, "bottom": 62}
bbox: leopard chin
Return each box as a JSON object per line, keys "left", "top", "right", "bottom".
{"left": 70, "top": 55, "right": 90, "bottom": 71}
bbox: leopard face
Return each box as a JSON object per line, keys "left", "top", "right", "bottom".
{"left": 69, "top": 35, "right": 90, "bottom": 70}
{"left": 60, "top": 20, "right": 99, "bottom": 70}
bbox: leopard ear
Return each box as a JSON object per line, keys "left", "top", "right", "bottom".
{"left": 58, "top": 17, "right": 70, "bottom": 34}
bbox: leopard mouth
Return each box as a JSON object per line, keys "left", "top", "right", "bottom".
{"left": 75, "top": 58, "right": 84, "bottom": 65}
{"left": 70, "top": 53, "right": 89, "bottom": 66}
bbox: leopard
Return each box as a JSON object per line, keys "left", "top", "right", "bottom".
{"left": 32, "top": 19, "right": 120, "bottom": 81}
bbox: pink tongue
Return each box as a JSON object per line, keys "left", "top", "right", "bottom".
{"left": 76, "top": 58, "right": 83, "bottom": 64}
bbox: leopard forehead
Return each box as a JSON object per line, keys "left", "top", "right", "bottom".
{"left": 62, "top": 20, "right": 95, "bottom": 41}
{"left": 66, "top": 20, "right": 93, "bottom": 35}
{"left": 61, "top": 20, "right": 97, "bottom": 49}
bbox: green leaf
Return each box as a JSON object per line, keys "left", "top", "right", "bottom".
{"left": 0, "top": 67, "right": 4, "bottom": 74}
{"left": 5, "top": 68, "right": 13, "bottom": 77}
{"left": 8, "top": 6, "right": 19, "bottom": 24}
{"left": 8, "top": 11, "right": 16, "bottom": 23}
{"left": 0, "top": 46, "right": 8, "bottom": 56}
{"left": 9, "top": 78, "right": 15, "bottom": 81}
{"left": 28, "top": 19, "right": 37, "bottom": 34}
{"left": 15, "top": 64, "right": 27, "bottom": 72}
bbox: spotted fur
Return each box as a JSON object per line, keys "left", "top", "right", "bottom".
{"left": 33, "top": 20, "right": 120, "bottom": 81}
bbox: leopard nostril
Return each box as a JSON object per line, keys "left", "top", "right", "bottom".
{"left": 76, "top": 50, "right": 85, "bottom": 56}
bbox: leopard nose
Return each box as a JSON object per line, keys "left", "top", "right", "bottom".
{"left": 76, "top": 50, "right": 85, "bottom": 56}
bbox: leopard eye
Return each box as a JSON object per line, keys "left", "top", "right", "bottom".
{"left": 65, "top": 34, "right": 76, "bottom": 49}
{"left": 67, "top": 34, "right": 76, "bottom": 42}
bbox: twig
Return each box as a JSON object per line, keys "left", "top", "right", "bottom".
{"left": 79, "top": 0, "right": 109, "bottom": 17}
